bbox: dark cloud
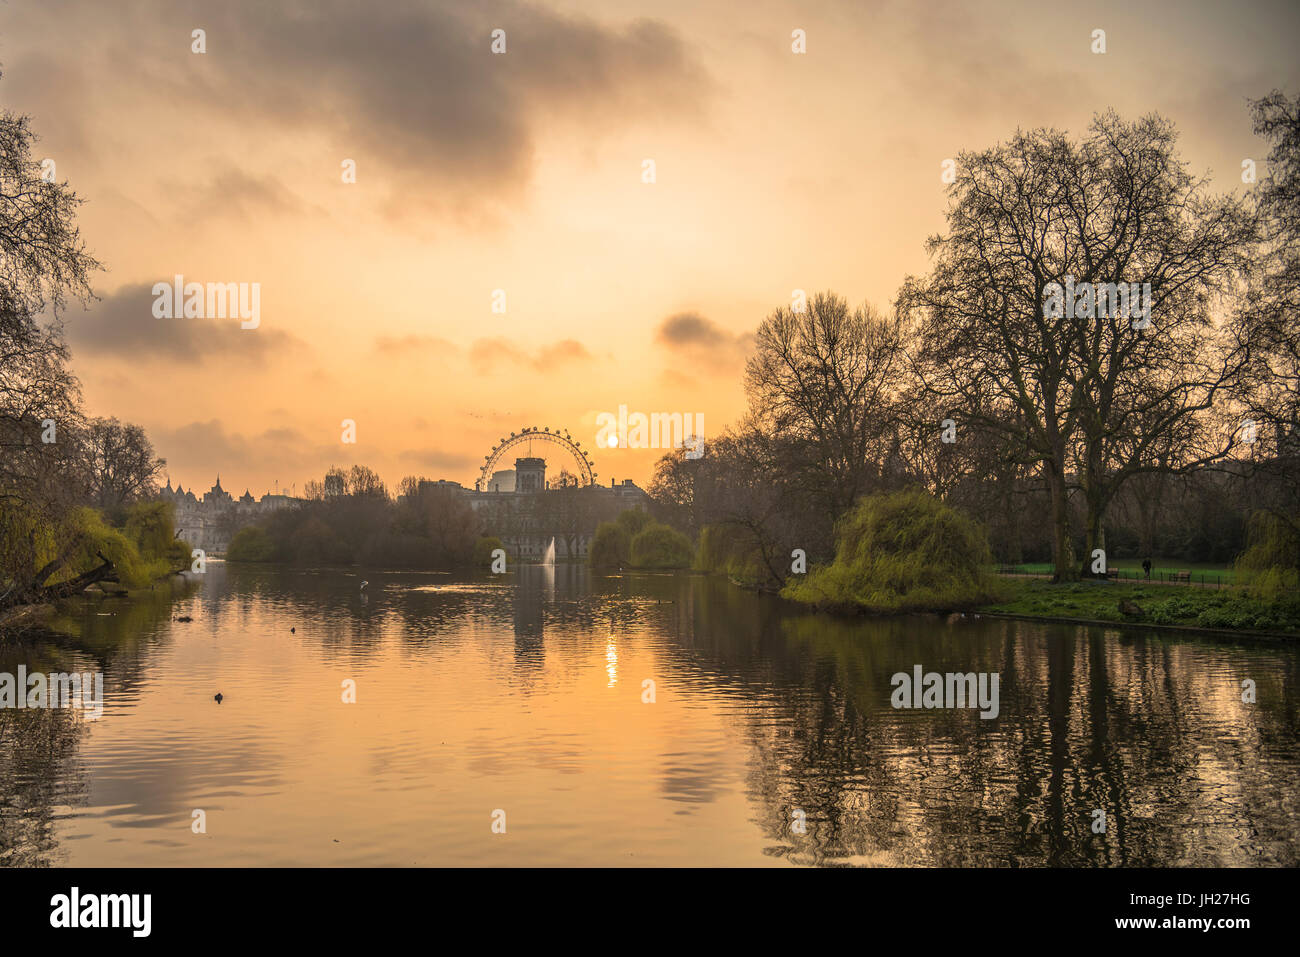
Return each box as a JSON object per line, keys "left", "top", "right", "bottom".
{"left": 655, "top": 311, "right": 752, "bottom": 364}
{"left": 10, "top": 0, "right": 711, "bottom": 218}
{"left": 657, "top": 312, "right": 727, "bottom": 347}
{"left": 64, "top": 282, "right": 303, "bottom": 363}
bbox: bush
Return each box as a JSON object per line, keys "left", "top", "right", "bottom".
{"left": 227, "top": 526, "right": 276, "bottom": 562}
{"left": 473, "top": 536, "right": 505, "bottom": 568}
{"left": 1234, "top": 511, "right": 1300, "bottom": 601}
{"left": 630, "top": 522, "right": 693, "bottom": 569}
{"left": 617, "top": 508, "right": 652, "bottom": 537}
{"left": 64, "top": 507, "right": 170, "bottom": 588}
{"left": 124, "top": 501, "right": 174, "bottom": 558}
{"left": 783, "top": 489, "right": 1004, "bottom": 613}
{"left": 589, "top": 522, "right": 631, "bottom": 568}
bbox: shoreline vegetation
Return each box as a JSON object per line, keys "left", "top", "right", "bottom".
{"left": 1, "top": 502, "right": 193, "bottom": 639}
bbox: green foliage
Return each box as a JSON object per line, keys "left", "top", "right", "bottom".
{"left": 589, "top": 521, "right": 631, "bottom": 568}
{"left": 1234, "top": 511, "right": 1300, "bottom": 600}
{"left": 227, "top": 526, "right": 276, "bottom": 562}
{"left": 123, "top": 500, "right": 189, "bottom": 565}
{"left": 1, "top": 498, "right": 185, "bottom": 601}
{"left": 783, "top": 489, "right": 1005, "bottom": 613}
{"left": 0, "top": 497, "right": 57, "bottom": 590}
{"left": 473, "top": 536, "right": 505, "bottom": 568}
{"left": 62, "top": 507, "right": 170, "bottom": 588}
{"left": 629, "top": 522, "right": 694, "bottom": 569}
{"left": 617, "top": 508, "right": 652, "bottom": 537}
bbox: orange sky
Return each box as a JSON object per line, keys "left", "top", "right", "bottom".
{"left": 3, "top": 0, "right": 1297, "bottom": 495}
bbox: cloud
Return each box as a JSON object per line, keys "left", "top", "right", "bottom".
{"left": 175, "top": 167, "right": 316, "bottom": 224}
{"left": 657, "top": 312, "right": 728, "bottom": 348}
{"left": 374, "top": 334, "right": 461, "bottom": 356}
{"left": 469, "top": 336, "right": 591, "bottom": 372}
{"left": 10, "top": 0, "right": 711, "bottom": 221}
{"left": 396, "top": 448, "right": 478, "bottom": 473}
{"left": 655, "top": 311, "right": 753, "bottom": 365}
{"left": 65, "top": 282, "right": 303, "bottom": 363}
{"left": 152, "top": 419, "right": 334, "bottom": 493}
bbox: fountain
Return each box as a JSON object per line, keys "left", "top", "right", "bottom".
{"left": 543, "top": 537, "right": 556, "bottom": 567}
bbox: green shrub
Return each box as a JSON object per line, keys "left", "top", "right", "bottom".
{"left": 617, "top": 509, "right": 652, "bottom": 537}
{"left": 124, "top": 501, "right": 176, "bottom": 559}
{"left": 783, "top": 489, "right": 1004, "bottom": 613}
{"left": 1234, "top": 512, "right": 1300, "bottom": 601}
{"left": 630, "top": 522, "right": 693, "bottom": 569}
{"left": 63, "top": 507, "right": 170, "bottom": 588}
{"left": 589, "top": 522, "right": 631, "bottom": 567}
{"left": 473, "top": 536, "right": 505, "bottom": 568}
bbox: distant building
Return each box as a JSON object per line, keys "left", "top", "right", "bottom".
{"left": 159, "top": 477, "right": 298, "bottom": 553}
{"left": 420, "top": 457, "right": 650, "bottom": 561}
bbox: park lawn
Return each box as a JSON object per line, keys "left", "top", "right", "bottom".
{"left": 979, "top": 578, "right": 1300, "bottom": 634}
{"left": 1005, "top": 557, "right": 1237, "bottom": 585}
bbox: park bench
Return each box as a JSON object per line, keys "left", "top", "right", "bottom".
{"left": 1173, "top": 570, "right": 1191, "bottom": 583}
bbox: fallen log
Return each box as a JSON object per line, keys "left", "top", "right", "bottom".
{"left": 32, "top": 551, "right": 120, "bottom": 602}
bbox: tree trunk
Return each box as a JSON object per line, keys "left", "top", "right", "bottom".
{"left": 1047, "top": 461, "right": 1077, "bottom": 582}
{"left": 2, "top": 552, "right": 120, "bottom": 610}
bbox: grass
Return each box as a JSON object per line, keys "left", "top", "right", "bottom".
{"left": 1003, "top": 557, "right": 1237, "bottom": 585}
{"left": 980, "top": 578, "right": 1300, "bottom": 634}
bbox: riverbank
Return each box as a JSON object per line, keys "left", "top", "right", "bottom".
{"left": 0, "top": 603, "right": 55, "bottom": 635}
{"left": 978, "top": 578, "right": 1300, "bottom": 637}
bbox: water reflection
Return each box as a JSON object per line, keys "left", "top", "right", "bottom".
{"left": 1, "top": 562, "right": 1294, "bottom": 866}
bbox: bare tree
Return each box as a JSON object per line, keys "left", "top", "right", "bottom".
{"left": 75, "top": 416, "right": 166, "bottom": 511}
{"left": 744, "top": 292, "right": 907, "bottom": 519}
{"left": 902, "top": 112, "right": 1257, "bottom": 579}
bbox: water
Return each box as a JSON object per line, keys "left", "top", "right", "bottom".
{"left": 2, "top": 562, "right": 1296, "bottom": 867}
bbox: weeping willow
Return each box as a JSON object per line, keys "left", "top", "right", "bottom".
{"left": 783, "top": 489, "right": 1006, "bottom": 614}
{"left": 1234, "top": 511, "right": 1300, "bottom": 601}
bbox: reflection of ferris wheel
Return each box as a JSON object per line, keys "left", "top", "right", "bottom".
{"left": 476, "top": 426, "right": 596, "bottom": 491}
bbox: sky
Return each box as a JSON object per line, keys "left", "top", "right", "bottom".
{"left": 2, "top": 0, "right": 1297, "bottom": 496}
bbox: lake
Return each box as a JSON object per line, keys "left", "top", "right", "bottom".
{"left": 2, "top": 561, "right": 1296, "bottom": 867}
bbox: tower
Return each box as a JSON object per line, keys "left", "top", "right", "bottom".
{"left": 514, "top": 457, "right": 546, "bottom": 493}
